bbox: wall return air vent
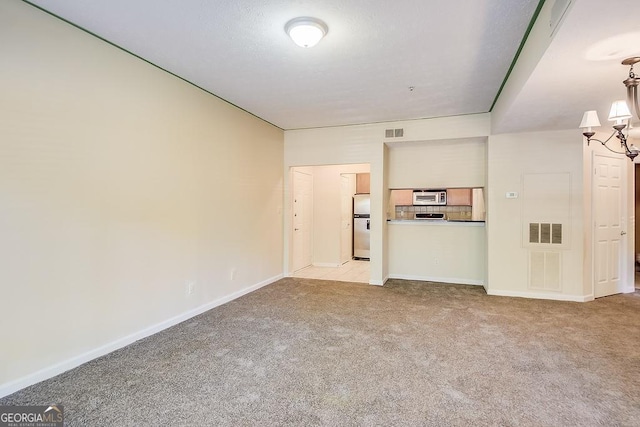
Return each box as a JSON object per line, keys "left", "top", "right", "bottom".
{"left": 385, "top": 128, "right": 404, "bottom": 138}
{"left": 529, "top": 223, "right": 562, "bottom": 245}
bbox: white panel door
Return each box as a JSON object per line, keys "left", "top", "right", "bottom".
{"left": 292, "top": 170, "right": 313, "bottom": 272}
{"left": 593, "top": 154, "right": 625, "bottom": 298}
{"left": 340, "top": 175, "right": 353, "bottom": 264}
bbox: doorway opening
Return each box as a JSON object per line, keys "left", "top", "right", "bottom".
{"left": 289, "top": 164, "right": 370, "bottom": 284}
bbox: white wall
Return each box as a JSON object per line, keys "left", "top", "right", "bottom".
{"left": 388, "top": 138, "right": 487, "bottom": 189}
{"left": 388, "top": 223, "right": 486, "bottom": 285}
{"left": 487, "top": 129, "right": 586, "bottom": 300}
{"left": 0, "top": 1, "right": 284, "bottom": 395}
{"left": 284, "top": 113, "right": 491, "bottom": 285}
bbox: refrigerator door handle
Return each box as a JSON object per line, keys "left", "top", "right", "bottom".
{"left": 366, "top": 220, "right": 370, "bottom": 230}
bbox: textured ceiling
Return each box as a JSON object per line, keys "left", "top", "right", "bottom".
{"left": 494, "top": 0, "right": 640, "bottom": 134}
{"left": 26, "top": 0, "right": 539, "bottom": 130}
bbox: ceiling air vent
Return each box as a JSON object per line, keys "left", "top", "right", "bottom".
{"left": 384, "top": 128, "right": 404, "bottom": 138}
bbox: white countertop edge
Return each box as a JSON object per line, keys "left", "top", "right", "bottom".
{"left": 387, "top": 220, "right": 485, "bottom": 226}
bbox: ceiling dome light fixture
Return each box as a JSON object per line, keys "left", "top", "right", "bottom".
{"left": 285, "top": 17, "right": 328, "bottom": 48}
{"left": 579, "top": 57, "right": 640, "bottom": 161}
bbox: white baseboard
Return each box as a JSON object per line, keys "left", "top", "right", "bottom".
{"left": 487, "top": 288, "right": 592, "bottom": 302}
{"left": 0, "top": 274, "right": 283, "bottom": 399}
{"left": 388, "top": 274, "right": 484, "bottom": 286}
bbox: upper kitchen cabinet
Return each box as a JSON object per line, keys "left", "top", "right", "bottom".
{"left": 447, "top": 188, "right": 472, "bottom": 206}
{"left": 390, "top": 189, "right": 413, "bottom": 206}
{"left": 388, "top": 189, "right": 413, "bottom": 219}
{"left": 356, "top": 173, "right": 370, "bottom": 194}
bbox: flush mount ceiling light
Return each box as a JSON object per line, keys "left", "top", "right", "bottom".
{"left": 579, "top": 57, "right": 640, "bottom": 161}
{"left": 285, "top": 17, "right": 328, "bottom": 48}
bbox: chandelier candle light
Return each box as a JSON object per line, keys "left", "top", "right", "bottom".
{"left": 580, "top": 57, "right": 640, "bottom": 161}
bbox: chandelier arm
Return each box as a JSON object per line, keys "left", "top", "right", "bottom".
{"left": 587, "top": 127, "right": 631, "bottom": 153}
{"left": 589, "top": 138, "right": 627, "bottom": 156}
{"left": 616, "top": 130, "right": 636, "bottom": 157}
{"left": 585, "top": 129, "right": 638, "bottom": 161}
{"left": 590, "top": 131, "right": 618, "bottom": 146}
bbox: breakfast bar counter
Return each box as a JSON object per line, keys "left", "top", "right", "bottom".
{"left": 387, "top": 219, "right": 486, "bottom": 286}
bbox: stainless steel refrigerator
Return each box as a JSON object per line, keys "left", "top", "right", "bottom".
{"left": 353, "top": 194, "right": 370, "bottom": 260}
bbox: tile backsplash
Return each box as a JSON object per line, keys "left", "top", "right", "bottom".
{"left": 394, "top": 205, "right": 472, "bottom": 220}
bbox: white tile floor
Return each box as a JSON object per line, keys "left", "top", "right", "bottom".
{"left": 292, "top": 260, "right": 370, "bottom": 284}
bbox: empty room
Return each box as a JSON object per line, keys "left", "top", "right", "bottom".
{"left": 1, "top": 0, "right": 640, "bottom": 425}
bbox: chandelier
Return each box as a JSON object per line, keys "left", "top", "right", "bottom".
{"left": 623, "top": 57, "right": 640, "bottom": 121}
{"left": 580, "top": 57, "right": 640, "bottom": 161}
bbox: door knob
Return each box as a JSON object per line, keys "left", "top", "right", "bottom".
{"left": 621, "top": 231, "right": 627, "bottom": 236}
{"left": 294, "top": 228, "right": 299, "bottom": 231}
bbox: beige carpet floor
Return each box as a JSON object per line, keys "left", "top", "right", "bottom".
{"left": 2, "top": 278, "right": 640, "bottom": 426}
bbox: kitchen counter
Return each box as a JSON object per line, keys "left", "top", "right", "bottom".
{"left": 387, "top": 219, "right": 485, "bottom": 226}
{"left": 388, "top": 218, "right": 486, "bottom": 286}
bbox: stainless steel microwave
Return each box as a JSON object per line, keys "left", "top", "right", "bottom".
{"left": 413, "top": 190, "right": 447, "bottom": 205}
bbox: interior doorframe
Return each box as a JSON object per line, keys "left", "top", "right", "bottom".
{"left": 340, "top": 173, "right": 356, "bottom": 264}
{"left": 622, "top": 153, "right": 635, "bottom": 293}
{"left": 635, "top": 163, "right": 640, "bottom": 288}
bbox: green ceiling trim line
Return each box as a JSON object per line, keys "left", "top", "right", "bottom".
{"left": 20, "top": 0, "right": 283, "bottom": 131}
{"left": 288, "top": 111, "right": 491, "bottom": 132}
{"left": 489, "top": 0, "right": 546, "bottom": 112}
